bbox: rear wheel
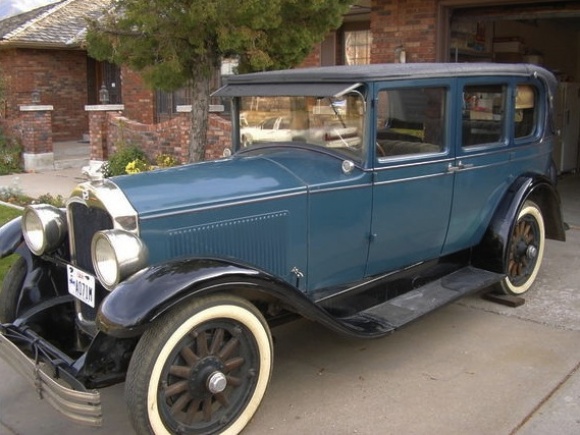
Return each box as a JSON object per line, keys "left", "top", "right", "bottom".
{"left": 0, "top": 256, "right": 26, "bottom": 323}
{"left": 125, "top": 294, "right": 273, "bottom": 435}
{"left": 495, "top": 200, "right": 545, "bottom": 295}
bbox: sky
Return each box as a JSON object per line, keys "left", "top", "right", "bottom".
{"left": 0, "top": 0, "right": 59, "bottom": 20}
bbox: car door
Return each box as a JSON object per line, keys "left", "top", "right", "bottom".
{"left": 442, "top": 78, "right": 550, "bottom": 255}
{"left": 366, "top": 83, "right": 454, "bottom": 277}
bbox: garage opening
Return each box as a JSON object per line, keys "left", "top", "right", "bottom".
{"left": 447, "top": 1, "right": 580, "bottom": 173}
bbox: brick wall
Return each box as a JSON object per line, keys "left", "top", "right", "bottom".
{"left": 0, "top": 48, "right": 88, "bottom": 141}
{"left": 19, "top": 109, "right": 52, "bottom": 154}
{"left": 206, "top": 115, "right": 232, "bottom": 160}
{"left": 0, "top": 118, "right": 22, "bottom": 145}
{"left": 121, "top": 67, "right": 156, "bottom": 125}
{"left": 87, "top": 110, "right": 110, "bottom": 161}
{"left": 93, "top": 111, "right": 229, "bottom": 163}
{"left": 300, "top": 44, "right": 322, "bottom": 68}
{"left": 370, "top": 0, "right": 437, "bottom": 63}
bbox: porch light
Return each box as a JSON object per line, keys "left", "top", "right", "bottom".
{"left": 395, "top": 45, "right": 406, "bottom": 64}
{"left": 31, "top": 89, "right": 41, "bottom": 104}
{"left": 99, "top": 84, "right": 110, "bottom": 104}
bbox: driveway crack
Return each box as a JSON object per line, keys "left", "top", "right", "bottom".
{"left": 510, "top": 359, "right": 580, "bottom": 434}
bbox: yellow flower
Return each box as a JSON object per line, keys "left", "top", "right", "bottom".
{"left": 155, "top": 154, "right": 179, "bottom": 168}
{"left": 125, "top": 159, "right": 150, "bottom": 174}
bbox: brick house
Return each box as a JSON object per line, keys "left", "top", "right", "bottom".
{"left": 0, "top": 0, "right": 116, "bottom": 140}
{"left": 2, "top": 0, "right": 580, "bottom": 169}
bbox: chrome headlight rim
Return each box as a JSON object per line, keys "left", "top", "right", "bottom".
{"left": 91, "top": 229, "right": 148, "bottom": 290}
{"left": 21, "top": 204, "right": 67, "bottom": 256}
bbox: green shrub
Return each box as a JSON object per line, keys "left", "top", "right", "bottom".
{"left": 0, "top": 179, "right": 28, "bottom": 205}
{"left": 0, "top": 131, "right": 22, "bottom": 175}
{"left": 102, "top": 145, "right": 149, "bottom": 177}
{"left": 34, "top": 193, "right": 65, "bottom": 207}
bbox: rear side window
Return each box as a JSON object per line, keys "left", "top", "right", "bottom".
{"left": 514, "top": 84, "right": 538, "bottom": 139}
{"left": 375, "top": 87, "right": 446, "bottom": 158}
{"left": 462, "top": 84, "right": 506, "bottom": 147}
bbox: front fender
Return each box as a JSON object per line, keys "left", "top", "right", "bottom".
{"left": 472, "top": 174, "right": 565, "bottom": 273}
{"left": 0, "top": 216, "right": 23, "bottom": 259}
{"left": 96, "top": 257, "right": 382, "bottom": 340}
{"left": 97, "top": 258, "right": 286, "bottom": 337}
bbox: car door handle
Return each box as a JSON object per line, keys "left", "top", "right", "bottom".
{"left": 447, "top": 161, "right": 474, "bottom": 173}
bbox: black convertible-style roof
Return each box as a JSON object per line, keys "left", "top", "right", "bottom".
{"left": 213, "top": 63, "right": 557, "bottom": 98}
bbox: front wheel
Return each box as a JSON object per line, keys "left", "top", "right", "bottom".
{"left": 495, "top": 200, "right": 545, "bottom": 295}
{"left": 125, "top": 294, "right": 273, "bottom": 435}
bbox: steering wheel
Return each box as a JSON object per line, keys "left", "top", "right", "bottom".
{"left": 376, "top": 141, "right": 386, "bottom": 157}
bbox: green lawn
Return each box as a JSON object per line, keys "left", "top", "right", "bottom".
{"left": 0, "top": 205, "right": 23, "bottom": 282}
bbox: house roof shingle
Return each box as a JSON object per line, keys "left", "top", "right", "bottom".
{"left": 0, "top": 0, "right": 113, "bottom": 49}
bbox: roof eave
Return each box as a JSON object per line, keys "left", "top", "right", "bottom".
{"left": 0, "top": 40, "right": 85, "bottom": 50}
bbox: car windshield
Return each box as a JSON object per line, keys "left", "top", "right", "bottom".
{"left": 238, "top": 93, "right": 366, "bottom": 161}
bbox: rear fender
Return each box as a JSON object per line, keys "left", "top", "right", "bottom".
{"left": 472, "top": 174, "right": 565, "bottom": 273}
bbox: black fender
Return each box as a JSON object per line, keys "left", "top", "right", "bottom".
{"left": 0, "top": 216, "right": 68, "bottom": 316}
{"left": 472, "top": 174, "right": 566, "bottom": 273}
{"left": 0, "top": 216, "right": 23, "bottom": 259}
{"left": 96, "top": 257, "right": 380, "bottom": 339}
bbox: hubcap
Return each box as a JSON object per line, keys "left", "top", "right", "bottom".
{"left": 207, "top": 371, "right": 227, "bottom": 394}
{"left": 526, "top": 245, "right": 538, "bottom": 260}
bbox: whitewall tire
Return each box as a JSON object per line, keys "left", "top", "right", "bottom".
{"left": 496, "top": 200, "right": 545, "bottom": 295}
{"left": 125, "top": 294, "right": 273, "bottom": 434}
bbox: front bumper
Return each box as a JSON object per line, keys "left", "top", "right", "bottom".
{"left": 0, "top": 329, "right": 102, "bottom": 426}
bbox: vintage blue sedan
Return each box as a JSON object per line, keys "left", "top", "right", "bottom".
{"left": 0, "top": 63, "right": 566, "bottom": 434}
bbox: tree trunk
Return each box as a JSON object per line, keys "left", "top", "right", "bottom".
{"left": 188, "top": 62, "right": 216, "bottom": 162}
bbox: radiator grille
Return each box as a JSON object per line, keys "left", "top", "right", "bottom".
{"left": 68, "top": 202, "right": 114, "bottom": 321}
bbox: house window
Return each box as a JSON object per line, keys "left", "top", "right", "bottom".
{"left": 155, "top": 59, "right": 234, "bottom": 122}
{"left": 344, "top": 30, "right": 372, "bottom": 65}
{"left": 155, "top": 88, "right": 192, "bottom": 123}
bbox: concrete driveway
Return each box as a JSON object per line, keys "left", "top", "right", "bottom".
{"left": 1, "top": 176, "right": 579, "bottom": 435}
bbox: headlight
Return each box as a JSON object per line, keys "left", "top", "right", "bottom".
{"left": 91, "top": 229, "right": 148, "bottom": 289}
{"left": 21, "top": 205, "right": 67, "bottom": 256}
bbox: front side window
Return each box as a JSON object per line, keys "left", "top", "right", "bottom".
{"left": 239, "top": 93, "right": 366, "bottom": 162}
{"left": 375, "top": 87, "right": 446, "bottom": 158}
{"left": 462, "top": 84, "right": 506, "bottom": 147}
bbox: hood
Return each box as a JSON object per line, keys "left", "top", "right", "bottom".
{"left": 110, "top": 153, "right": 310, "bottom": 219}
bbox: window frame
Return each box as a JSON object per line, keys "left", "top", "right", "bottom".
{"left": 373, "top": 80, "right": 452, "bottom": 165}
{"left": 460, "top": 83, "right": 508, "bottom": 150}
{"left": 456, "top": 78, "right": 545, "bottom": 156}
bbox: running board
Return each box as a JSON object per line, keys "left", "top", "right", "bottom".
{"left": 338, "top": 267, "right": 503, "bottom": 336}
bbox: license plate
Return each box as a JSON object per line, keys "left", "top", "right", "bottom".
{"left": 67, "top": 265, "right": 96, "bottom": 308}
